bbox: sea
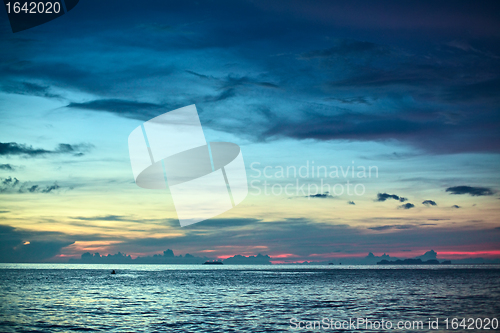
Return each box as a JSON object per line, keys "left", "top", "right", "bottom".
{"left": 0, "top": 264, "right": 499, "bottom": 332}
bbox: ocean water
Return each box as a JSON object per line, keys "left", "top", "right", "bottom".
{"left": 0, "top": 264, "right": 499, "bottom": 332}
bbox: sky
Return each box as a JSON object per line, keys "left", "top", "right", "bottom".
{"left": 0, "top": 0, "right": 499, "bottom": 263}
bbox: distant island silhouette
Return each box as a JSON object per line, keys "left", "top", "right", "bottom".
{"left": 64, "top": 249, "right": 498, "bottom": 265}
{"left": 377, "top": 250, "right": 451, "bottom": 265}
{"left": 68, "top": 249, "right": 272, "bottom": 265}
{"left": 377, "top": 259, "right": 451, "bottom": 265}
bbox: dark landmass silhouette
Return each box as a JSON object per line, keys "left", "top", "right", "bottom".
{"left": 294, "top": 252, "right": 400, "bottom": 265}
{"left": 376, "top": 250, "right": 488, "bottom": 265}
{"left": 223, "top": 254, "right": 272, "bottom": 265}
{"left": 65, "top": 249, "right": 500, "bottom": 265}
{"left": 68, "top": 250, "right": 272, "bottom": 265}
{"left": 376, "top": 249, "right": 447, "bottom": 265}
{"left": 377, "top": 259, "right": 451, "bottom": 265}
{"left": 69, "top": 250, "right": 208, "bottom": 264}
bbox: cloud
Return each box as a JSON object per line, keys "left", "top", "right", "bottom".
{"left": 376, "top": 193, "right": 407, "bottom": 202}
{"left": 223, "top": 253, "right": 272, "bottom": 264}
{"left": 446, "top": 186, "right": 494, "bottom": 196}
{"left": 261, "top": 107, "right": 500, "bottom": 154}
{"left": 0, "top": 142, "right": 50, "bottom": 156}
{"left": 2, "top": 176, "right": 19, "bottom": 186}
{"left": 2, "top": 81, "right": 60, "bottom": 98}
{"left": 307, "top": 192, "right": 334, "bottom": 199}
{"left": 0, "top": 176, "right": 20, "bottom": 192}
{"left": 71, "top": 215, "right": 129, "bottom": 222}
{"left": 325, "top": 97, "right": 370, "bottom": 105}
{"left": 0, "top": 164, "right": 14, "bottom": 170}
{"left": 0, "top": 177, "right": 63, "bottom": 194}
{"left": 0, "top": 142, "right": 93, "bottom": 157}
{"left": 399, "top": 203, "right": 415, "bottom": 209}
{"left": 1, "top": 216, "right": 500, "bottom": 263}
{"left": 193, "top": 218, "right": 261, "bottom": 228}
{"left": 0, "top": 225, "right": 74, "bottom": 263}
{"left": 1, "top": 0, "right": 499, "bottom": 155}
{"left": 24, "top": 183, "right": 61, "bottom": 194}
{"left": 301, "top": 40, "right": 388, "bottom": 59}
{"left": 64, "top": 70, "right": 281, "bottom": 123}
{"left": 368, "top": 224, "right": 415, "bottom": 231}
{"left": 66, "top": 99, "right": 167, "bottom": 121}
{"left": 186, "top": 70, "right": 280, "bottom": 89}
{"left": 41, "top": 184, "right": 60, "bottom": 193}
{"left": 422, "top": 200, "right": 437, "bottom": 206}
{"left": 94, "top": 216, "right": 500, "bottom": 262}
{"left": 445, "top": 78, "right": 500, "bottom": 103}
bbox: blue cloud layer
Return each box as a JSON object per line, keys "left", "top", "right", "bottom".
{"left": 1, "top": 0, "right": 499, "bottom": 153}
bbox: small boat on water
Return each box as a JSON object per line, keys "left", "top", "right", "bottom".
{"left": 203, "top": 260, "right": 223, "bottom": 265}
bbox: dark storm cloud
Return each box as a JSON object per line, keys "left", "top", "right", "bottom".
{"left": 307, "top": 192, "right": 334, "bottom": 199}
{"left": 446, "top": 186, "right": 494, "bottom": 196}
{"left": 300, "top": 40, "right": 388, "bottom": 59}
{"left": 0, "top": 164, "right": 15, "bottom": 170}
{"left": 422, "top": 200, "right": 437, "bottom": 206}
{"left": 186, "top": 71, "right": 280, "bottom": 89}
{"left": 256, "top": 0, "right": 500, "bottom": 34}
{"left": 0, "top": 177, "right": 63, "bottom": 194}
{"left": 445, "top": 78, "right": 500, "bottom": 102}
{"left": 0, "top": 142, "right": 93, "bottom": 157}
{"left": 2, "top": 176, "right": 19, "bottom": 186}
{"left": 261, "top": 108, "right": 500, "bottom": 153}
{"left": 0, "top": 142, "right": 51, "bottom": 156}
{"left": 398, "top": 203, "right": 415, "bottom": 209}
{"left": 328, "top": 70, "right": 429, "bottom": 88}
{"left": 24, "top": 183, "right": 61, "bottom": 194}
{"left": 41, "top": 184, "right": 60, "bottom": 193}
{"left": 325, "top": 97, "right": 370, "bottom": 105}
{"left": 66, "top": 99, "right": 167, "bottom": 121}
{"left": 264, "top": 112, "right": 426, "bottom": 142}
{"left": 66, "top": 88, "right": 237, "bottom": 120}
{"left": 220, "top": 75, "right": 279, "bottom": 90}
{"left": 202, "top": 88, "right": 236, "bottom": 103}
{"left": 376, "top": 193, "right": 407, "bottom": 202}
{"left": 1, "top": 81, "right": 60, "bottom": 98}
{"left": 0, "top": 225, "right": 74, "bottom": 263}
{"left": 1, "top": 0, "right": 499, "bottom": 154}
{"left": 0, "top": 176, "right": 20, "bottom": 192}
{"left": 360, "top": 152, "right": 422, "bottom": 161}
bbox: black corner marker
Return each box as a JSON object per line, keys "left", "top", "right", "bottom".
{"left": 63, "top": 0, "right": 77, "bottom": 11}
{"left": 3, "top": 0, "right": 79, "bottom": 33}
